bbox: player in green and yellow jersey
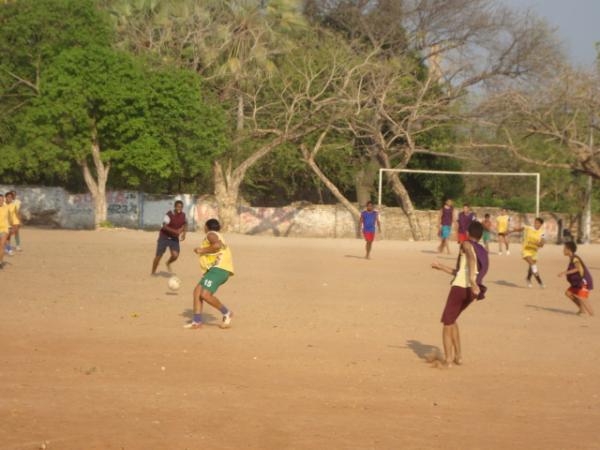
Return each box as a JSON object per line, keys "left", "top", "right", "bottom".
{"left": 185, "top": 218, "right": 234, "bottom": 329}
{"left": 496, "top": 208, "right": 511, "bottom": 255}
{"left": 511, "top": 218, "right": 546, "bottom": 288}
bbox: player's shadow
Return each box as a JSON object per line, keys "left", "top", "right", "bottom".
{"left": 344, "top": 255, "right": 366, "bottom": 259}
{"left": 153, "top": 271, "right": 172, "bottom": 278}
{"left": 181, "top": 309, "right": 220, "bottom": 326}
{"left": 525, "top": 304, "right": 578, "bottom": 316}
{"left": 392, "top": 340, "right": 442, "bottom": 362}
{"left": 493, "top": 280, "right": 524, "bottom": 289}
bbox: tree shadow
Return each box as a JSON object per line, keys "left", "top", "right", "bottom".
{"left": 493, "top": 280, "right": 524, "bottom": 289}
{"left": 181, "top": 308, "right": 220, "bottom": 326}
{"left": 240, "top": 204, "right": 308, "bottom": 237}
{"left": 525, "top": 304, "right": 578, "bottom": 316}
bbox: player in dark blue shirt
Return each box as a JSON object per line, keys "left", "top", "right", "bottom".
{"left": 360, "top": 201, "right": 381, "bottom": 259}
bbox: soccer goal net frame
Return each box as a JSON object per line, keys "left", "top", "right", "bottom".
{"left": 378, "top": 169, "right": 541, "bottom": 217}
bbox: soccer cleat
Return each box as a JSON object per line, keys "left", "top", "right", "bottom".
{"left": 220, "top": 311, "right": 233, "bottom": 329}
{"left": 183, "top": 322, "right": 202, "bottom": 329}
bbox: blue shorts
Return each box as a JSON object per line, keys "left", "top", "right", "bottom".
{"left": 156, "top": 237, "right": 180, "bottom": 256}
{"left": 441, "top": 225, "right": 451, "bottom": 239}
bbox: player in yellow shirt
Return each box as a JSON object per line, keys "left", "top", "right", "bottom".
{"left": 185, "top": 218, "right": 234, "bottom": 330}
{"left": 0, "top": 193, "right": 10, "bottom": 269}
{"left": 5, "top": 191, "right": 21, "bottom": 253}
{"left": 511, "top": 217, "right": 546, "bottom": 288}
{"left": 496, "top": 208, "right": 511, "bottom": 255}
{"left": 7, "top": 191, "right": 22, "bottom": 251}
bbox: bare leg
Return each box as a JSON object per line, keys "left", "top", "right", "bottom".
{"left": 565, "top": 290, "right": 584, "bottom": 314}
{"left": 451, "top": 323, "right": 462, "bottom": 365}
{"left": 366, "top": 241, "right": 373, "bottom": 259}
{"left": 166, "top": 250, "right": 179, "bottom": 272}
{"left": 200, "top": 289, "right": 233, "bottom": 328}
{"left": 151, "top": 254, "right": 162, "bottom": 275}
{"left": 577, "top": 296, "right": 594, "bottom": 316}
{"left": 0, "top": 234, "right": 6, "bottom": 267}
{"left": 442, "top": 325, "right": 454, "bottom": 366}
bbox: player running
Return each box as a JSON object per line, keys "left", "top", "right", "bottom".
{"left": 558, "top": 242, "right": 594, "bottom": 316}
{"left": 496, "top": 208, "right": 511, "bottom": 255}
{"left": 432, "top": 221, "right": 489, "bottom": 367}
{"left": 438, "top": 198, "right": 454, "bottom": 254}
{"left": 185, "top": 219, "right": 234, "bottom": 329}
{"left": 0, "top": 194, "right": 10, "bottom": 269}
{"left": 360, "top": 201, "right": 381, "bottom": 259}
{"left": 457, "top": 204, "right": 476, "bottom": 243}
{"left": 511, "top": 218, "right": 545, "bottom": 288}
{"left": 151, "top": 200, "right": 187, "bottom": 275}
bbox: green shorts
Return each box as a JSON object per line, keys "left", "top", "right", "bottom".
{"left": 199, "top": 267, "right": 230, "bottom": 294}
{"left": 483, "top": 230, "right": 491, "bottom": 242}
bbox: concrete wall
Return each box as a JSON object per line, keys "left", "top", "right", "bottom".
{"left": 1, "top": 185, "right": 595, "bottom": 242}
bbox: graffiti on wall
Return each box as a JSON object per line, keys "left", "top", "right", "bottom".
{"left": 107, "top": 191, "right": 138, "bottom": 215}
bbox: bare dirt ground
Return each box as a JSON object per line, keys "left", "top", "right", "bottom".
{"left": 1, "top": 228, "right": 599, "bottom": 450}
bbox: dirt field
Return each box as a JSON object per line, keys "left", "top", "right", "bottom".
{"left": 1, "top": 228, "right": 599, "bottom": 450}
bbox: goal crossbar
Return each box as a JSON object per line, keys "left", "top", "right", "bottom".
{"left": 378, "top": 168, "right": 541, "bottom": 216}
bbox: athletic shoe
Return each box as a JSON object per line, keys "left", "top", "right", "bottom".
{"left": 506, "top": 251, "right": 511, "bottom": 256}
{"left": 527, "top": 282, "right": 533, "bottom": 288}
{"left": 16, "top": 246, "right": 22, "bottom": 252}
{"left": 6, "top": 249, "right": 14, "bottom": 256}
{"left": 183, "top": 322, "right": 202, "bottom": 329}
{"left": 539, "top": 284, "right": 546, "bottom": 289}
{"left": 220, "top": 311, "right": 233, "bottom": 329}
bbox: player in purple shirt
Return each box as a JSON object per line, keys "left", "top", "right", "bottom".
{"left": 457, "top": 204, "right": 476, "bottom": 243}
{"left": 360, "top": 201, "right": 381, "bottom": 259}
{"left": 438, "top": 198, "right": 454, "bottom": 254}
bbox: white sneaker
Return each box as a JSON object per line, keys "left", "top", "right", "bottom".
{"left": 506, "top": 251, "right": 511, "bottom": 256}
{"left": 6, "top": 249, "right": 14, "bottom": 256}
{"left": 16, "top": 246, "right": 22, "bottom": 252}
{"left": 527, "top": 282, "right": 533, "bottom": 288}
{"left": 183, "top": 321, "right": 202, "bottom": 329}
{"left": 220, "top": 311, "right": 233, "bottom": 329}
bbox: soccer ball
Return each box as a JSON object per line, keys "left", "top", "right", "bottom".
{"left": 168, "top": 276, "right": 181, "bottom": 291}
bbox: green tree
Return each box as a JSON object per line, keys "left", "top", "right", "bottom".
{"left": 13, "top": 46, "right": 227, "bottom": 226}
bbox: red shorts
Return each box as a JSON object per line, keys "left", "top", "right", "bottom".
{"left": 441, "top": 286, "right": 475, "bottom": 325}
{"left": 457, "top": 232, "right": 468, "bottom": 243}
{"left": 568, "top": 286, "right": 590, "bottom": 299}
{"left": 363, "top": 232, "right": 375, "bottom": 242}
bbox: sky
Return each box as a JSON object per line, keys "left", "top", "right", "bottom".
{"left": 504, "top": 0, "right": 600, "bottom": 66}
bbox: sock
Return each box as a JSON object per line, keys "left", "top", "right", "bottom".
{"left": 15, "top": 234, "right": 20, "bottom": 247}
{"left": 193, "top": 314, "right": 202, "bottom": 323}
{"left": 219, "top": 306, "right": 229, "bottom": 315}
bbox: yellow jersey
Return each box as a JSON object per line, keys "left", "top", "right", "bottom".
{"left": 0, "top": 204, "right": 9, "bottom": 233}
{"left": 7, "top": 202, "right": 20, "bottom": 225}
{"left": 496, "top": 215, "right": 510, "bottom": 233}
{"left": 523, "top": 226, "right": 545, "bottom": 254}
{"left": 198, "top": 231, "right": 234, "bottom": 274}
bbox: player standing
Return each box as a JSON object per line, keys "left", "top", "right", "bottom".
{"left": 457, "top": 204, "right": 476, "bottom": 243}
{"left": 496, "top": 208, "right": 511, "bottom": 255}
{"left": 431, "top": 221, "right": 489, "bottom": 367}
{"left": 185, "top": 218, "right": 234, "bottom": 329}
{"left": 151, "top": 200, "right": 187, "bottom": 275}
{"left": 438, "top": 198, "right": 453, "bottom": 254}
{"left": 6, "top": 192, "right": 21, "bottom": 253}
{"left": 558, "top": 242, "right": 594, "bottom": 316}
{"left": 360, "top": 201, "right": 381, "bottom": 259}
{"left": 0, "top": 194, "right": 10, "bottom": 269}
{"left": 482, "top": 213, "right": 492, "bottom": 252}
{"left": 511, "top": 218, "right": 545, "bottom": 288}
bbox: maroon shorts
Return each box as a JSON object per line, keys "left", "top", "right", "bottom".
{"left": 441, "top": 286, "right": 475, "bottom": 325}
{"left": 363, "top": 232, "right": 375, "bottom": 242}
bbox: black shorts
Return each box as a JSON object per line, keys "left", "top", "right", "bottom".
{"left": 156, "top": 237, "right": 180, "bottom": 256}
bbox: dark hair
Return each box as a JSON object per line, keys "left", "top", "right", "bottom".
{"left": 463, "top": 203, "right": 470, "bottom": 207}
{"left": 484, "top": 213, "right": 490, "bottom": 218}
{"left": 366, "top": 201, "right": 373, "bottom": 206}
{"left": 174, "top": 200, "right": 184, "bottom": 207}
{"left": 468, "top": 221, "right": 484, "bottom": 240}
{"left": 535, "top": 217, "right": 544, "bottom": 225}
{"left": 205, "top": 218, "right": 221, "bottom": 231}
{"left": 0, "top": 193, "right": 4, "bottom": 198}
{"left": 5, "top": 192, "right": 13, "bottom": 197}
{"left": 565, "top": 241, "right": 577, "bottom": 253}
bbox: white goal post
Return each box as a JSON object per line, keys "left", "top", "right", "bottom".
{"left": 378, "top": 169, "right": 541, "bottom": 217}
